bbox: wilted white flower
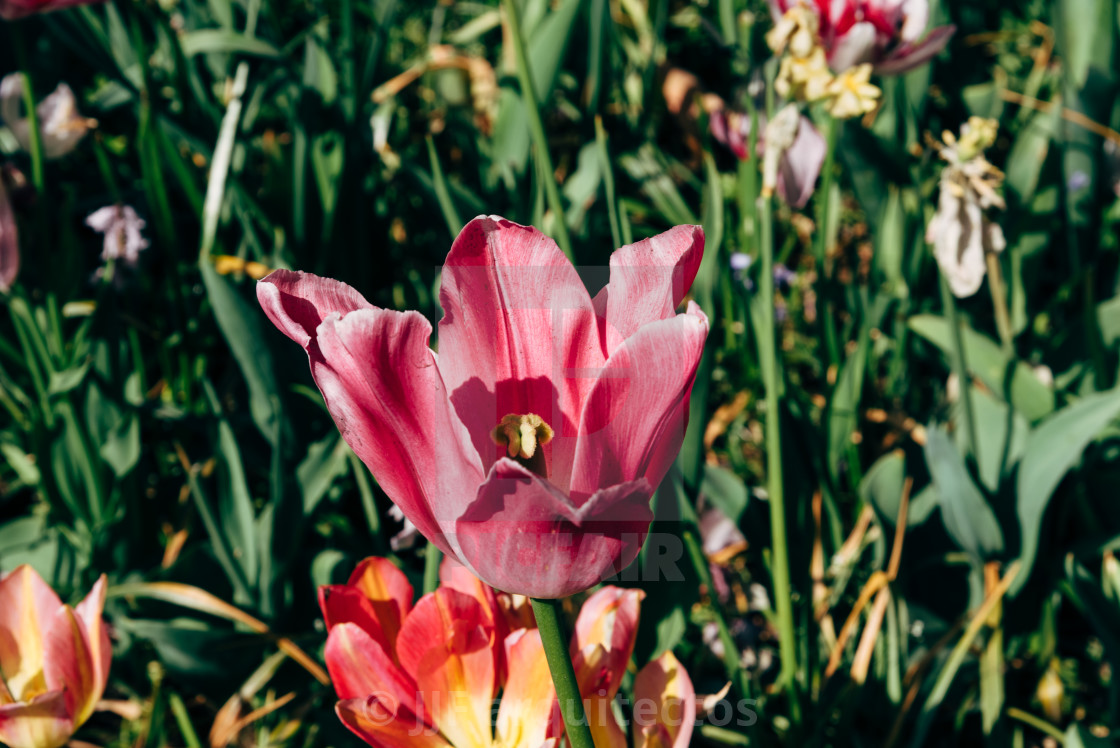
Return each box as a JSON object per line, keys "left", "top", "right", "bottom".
{"left": 926, "top": 117, "right": 1006, "bottom": 298}
{"left": 761, "top": 104, "right": 803, "bottom": 200}
{"left": 387, "top": 503, "right": 418, "bottom": 551}
{"left": 86, "top": 205, "right": 149, "bottom": 265}
{"left": 0, "top": 74, "right": 94, "bottom": 159}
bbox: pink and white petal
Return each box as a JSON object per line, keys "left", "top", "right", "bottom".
{"left": 495, "top": 629, "right": 559, "bottom": 748}
{"left": 828, "top": 21, "right": 878, "bottom": 70}
{"left": 436, "top": 216, "right": 606, "bottom": 468}
{"left": 395, "top": 589, "right": 496, "bottom": 748}
{"left": 0, "top": 691, "right": 74, "bottom": 748}
{"left": 41, "top": 606, "right": 97, "bottom": 726}
{"left": 570, "top": 305, "right": 708, "bottom": 501}
{"left": 873, "top": 25, "right": 954, "bottom": 74}
{"left": 72, "top": 576, "right": 110, "bottom": 709}
{"left": 0, "top": 178, "right": 18, "bottom": 293}
{"left": 776, "top": 117, "right": 826, "bottom": 209}
{"left": 347, "top": 558, "right": 414, "bottom": 653}
{"left": 572, "top": 587, "right": 644, "bottom": 700}
{"left": 256, "top": 270, "right": 374, "bottom": 350}
{"left": 632, "top": 652, "right": 696, "bottom": 748}
{"left": 319, "top": 586, "right": 393, "bottom": 656}
{"left": 897, "top": 0, "right": 930, "bottom": 44}
{"left": 0, "top": 566, "right": 64, "bottom": 699}
{"left": 336, "top": 697, "right": 450, "bottom": 748}
{"left": 324, "top": 622, "right": 428, "bottom": 725}
{"left": 312, "top": 308, "right": 484, "bottom": 558}
{"left": 455, "top": 460, "right": 654, "bottom": 599}
{"left": 591, "top": 226, "right": 704, "bottom": 353}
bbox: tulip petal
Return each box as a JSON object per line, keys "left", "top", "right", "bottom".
{"left": 572, "top": 587, "right": 644, "bottom": 701}
{"left": 0, "top": 691, "right": 73, "bottom": 748}
{"left": 257, "top": 270, "right": 373, "bottom": 350}
{"left": 319, "top": 586, "right": 393, "bottom": 656}
{"left": 495, "top": 629, "right": 559, "bottom": 748}
{"left": 438, "top": 557, "right": 509, "bottom": 681}
{"left": 777, "top": 117, "right": 826, "bottom": 209}
{"left": 336, "top": 697, "right": 450, "bottom": 748}
{"left": 632, "top": 652, "right": 696, "bottom": 748}
{"left": 874, "top": 25, "right": 955, "bottom": 75}
{"left": 571, "top": 304, "right": 709, "bottom": 501}
{"left": 591, "top": 225, "right": 704, "bottom": 353}
{"left": 827, "top": 20, "right": 877, "bottom": 70}
{"left": 41, "top": 606, "right": 96, "bottom": 726}
{"left": 310, "top": 306, "right": 485, "bottom": 558}
{"left": 0, "top": 566, "right": 64, "bottom": 701}
{"left": 396, "top": 589, "right": 496, "bottom": 748}
{"left": 436, "top": 216, "right": 606, "bottom": 466}
{"left": 0, "top": 177, "right": 18, "bottom": 293}
{"left": 72, "top": 576, "right": 110, "bottom": 717}
{"left": 347, "top": 557, "right": 414, "bottom": 653}
{"left": 456, "top": 459, "right": 654, "bottom": 599}
{"left": 324, "top": 622, "right": 429, "bottom": 725}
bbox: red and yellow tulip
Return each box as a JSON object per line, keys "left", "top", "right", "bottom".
{"left": 320, "top": 557, "right": 698, "bottom": 748}
{"left": 0, "top": 566, "right": 112, "bottom": 748}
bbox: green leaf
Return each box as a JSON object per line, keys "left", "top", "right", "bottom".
{"left": 48, "top": 360, "right": 90, "bottom": 396}
{"left": 651, "top": 606, "right": 686, "bottom": 659}
{"left": 200, "top": 261, "right": 284, "bottom": 448}
{"left": 1065, "top": 724, "right": 1114, "bottom": 748}
{"left": 924, "top": 426, "right": 1004, "bottom": 560}
{"left": 959, "top": 387, "right": 1028, "bottom": 493}
{"left": 1012, "top": 389, "right": 1120, "bottom": 595}
{"left": 297, "top": 432, "right": 351, "bottom": 515}
{"left": 1005, "top": 105, "right": 1061, "bottom": 205}
{"left": 179, "top": 31, "right": 282, "bottom": 59}
{"left": 700, "top": 464, "right": 748, "bottom": 525}
{"left": 908, "top": 315, "right": 1055, "bottom": 421}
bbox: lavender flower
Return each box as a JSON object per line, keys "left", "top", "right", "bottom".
{"left": 86, "top": 205, "right": 149, "bottom": 266}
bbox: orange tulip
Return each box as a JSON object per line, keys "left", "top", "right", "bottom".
{"left": 321, "top": 557, "right": 698, "bottom": 748}
{"left": 0, "top": 566, "right": 111, "bottom": 748}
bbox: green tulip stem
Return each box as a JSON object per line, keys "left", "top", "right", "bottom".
{"left": 759, "top": 191, "right": 800, "bottom": 720}
{"left": 10, "top": 31, "right": 44, "bottom": 193}
{"left": 530, "top": 597, "right": 594, "bottom": 748}
{"left": 500, "top": 0, "right": 573, "bottom": 261}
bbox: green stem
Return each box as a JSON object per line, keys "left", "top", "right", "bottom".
{"left": 939, "top": 275, "right": 980, "bottom": 464}
{"left": 11, "top": 32, "right": 44, "bottom": 193}
{"left": 758, "top": 193, "right": 800, "bottom": 720}
{"left": 422, "top": 541, "right": 442, "bottom": 595}
{"left": 501, "top": 0, "right": 573, "bottom": 261}
{"left": 530, "top": 598, "right": 594, "bottom": 748}
{"left": 815, "top": 116, "right": 841, "bottom": 369}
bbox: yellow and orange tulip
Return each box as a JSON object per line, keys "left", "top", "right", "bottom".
{"left": 321, "top": 557, "right": 697, "bottom": 748}
{"left": 0, "top": 566, "right": 111, "bottom": 748}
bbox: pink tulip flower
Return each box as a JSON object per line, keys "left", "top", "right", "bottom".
{"left": 769, "top": 0, "right": 955, "bottom": 74}
{"left": 321, "top": 557, "right": 697, "bottom": 748}
{"left": 0, "top": 566, "right": 112, "bottom": 748}
{"left": 259, "top": 216, "right": 708, "bottom": 599}
{"left": 0, "top": 0, "right": 101, "bottom": 18}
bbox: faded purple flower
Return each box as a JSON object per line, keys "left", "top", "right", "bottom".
{"left": 1067, "top": 170, "right": 1090, "bottom": 192}
{"left": 86, "top": 205, "right": 149, "bottom": 266}
{"left": 774, "top": 263, "right": 797, "bottom": 288}
{"left": 710, "top": 108, "right": 826, "bottom": 209}
{"left": 0, "top": 176, "right": 17, "bottom": 292}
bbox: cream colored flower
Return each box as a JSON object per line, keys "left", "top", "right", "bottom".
{"left": 776, "top": 46, "right": 833, "bottom": 103}
{"left": 766, "top": 4, "right": 819, "bottom": 58}
{"left": 825, "top": 64, "right": 881, "bottom": 119}
{"left": 0, "top": 74, "right": 94, "bottom": 159}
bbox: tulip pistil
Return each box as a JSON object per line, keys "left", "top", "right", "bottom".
{"left": 492, "top": 413, "right": 553, "bottom": 475}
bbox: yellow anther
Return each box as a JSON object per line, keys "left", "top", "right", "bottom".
{"left": 492, "top": 413, "right": 553, "bottom": 461}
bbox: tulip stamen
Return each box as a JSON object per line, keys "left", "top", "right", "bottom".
{"left": 492, "top": 413, "right": 553, "bottom": 476}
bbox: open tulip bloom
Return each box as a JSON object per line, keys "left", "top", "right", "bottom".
{"left": 769, "top": 0, "right": 954, "bottom": 74}
{"left": 0, "top": 566, "right": 111, "bottom": 748}
{"left": 259, "top": 216, "right": 708, "bottom": 600}
{"left": 321, "top": 557, "right": 696, "bottom": 748}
